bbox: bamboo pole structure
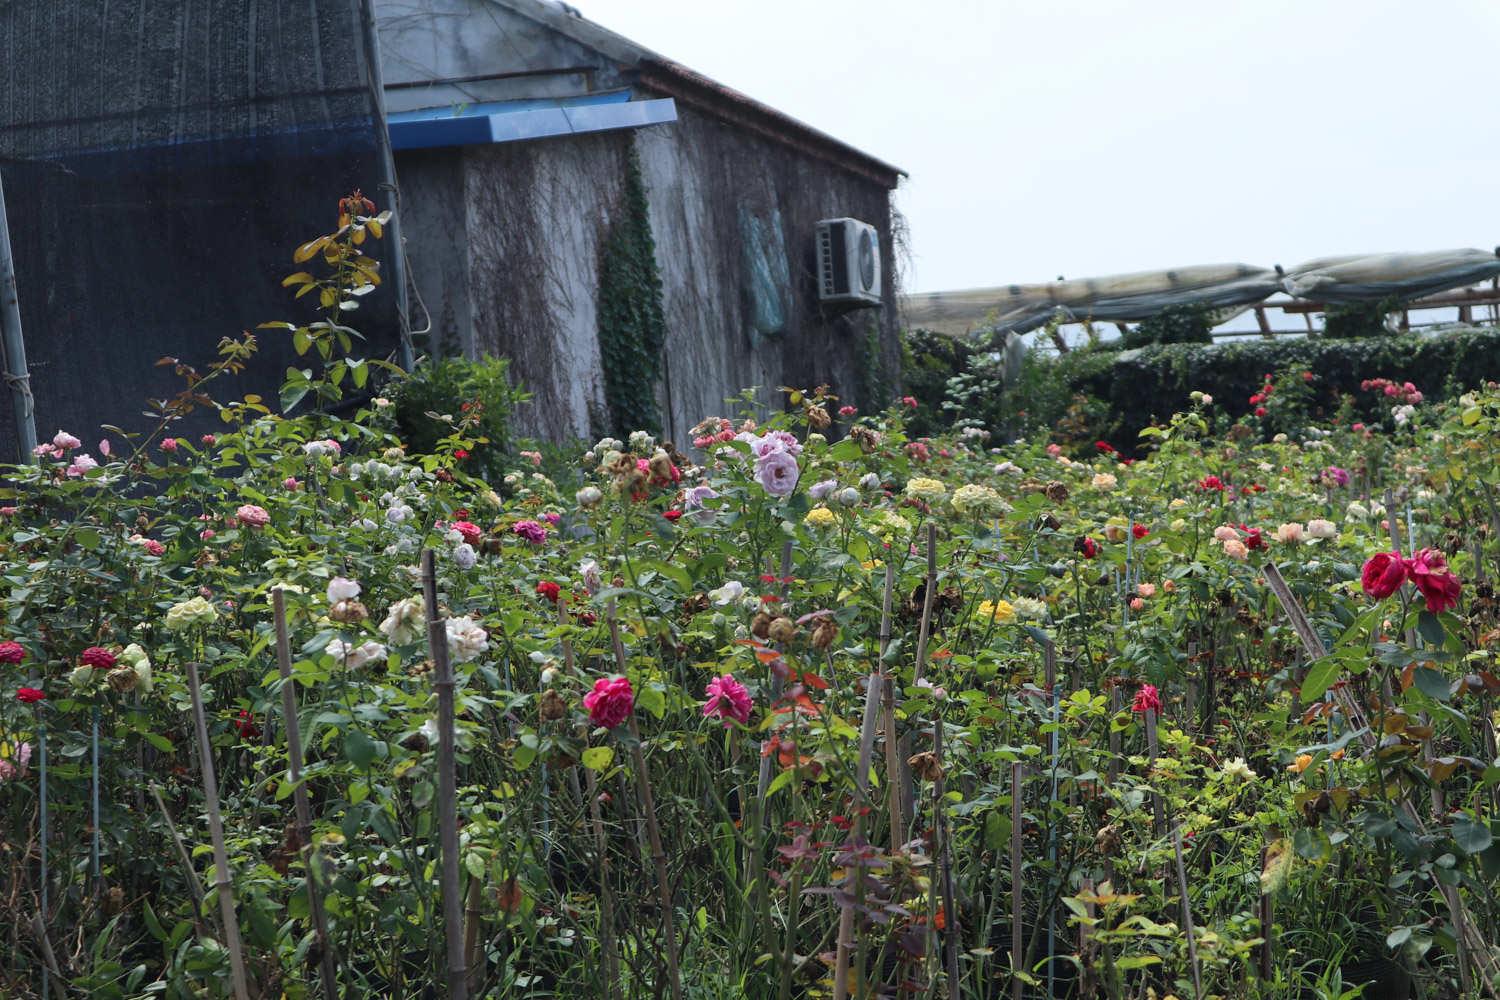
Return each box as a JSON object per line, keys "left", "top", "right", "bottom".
{"left": 273, "top": 589, "right": 339, "bottom": 1000}
{"left": 148, "top": 785, "right": 210, "bottom": 938}
{"left": 607, "top": 607, "right": 683, "bottom": 1000}
{"left": 1172, "top": 828, "right": 1203, "bottom": 1000}
{"left": 1010, "top": 762, "right": 1024, "bottom": 1000}
{"left": 421, "top": 548, "right": 469, "bottom": 1000}
{"left": 934, "top": 718, "right": 961, "bottom": 1000}
{"left": 1262, "top": 562, "right": 1498, "bottom": 995}
{"left": 185, "top": 662, "right": 251, "bottom": 1000}
{"left": 833, "top": 563, "right": 895, "bottom": 1000}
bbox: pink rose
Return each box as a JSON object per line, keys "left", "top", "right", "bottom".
{"left": 160, "top": 437, "right": 179, "bottom": 453}
{"left": 1361, "top": 551, "right": 1406, "bottom": 600}
{"left": 702, "top": 674, "right": 752, "bottom": 727}
{"left": 235, "top": 504, "right": 270, "bottom": 528}
{"left": 283, "top": 477, "right": 301, "bottom": 491}
{"left": 583, "top": 675, "right": 634, "bottom": 729}
{"left": 754, "top": 450, "right": 800, "bottom": 497}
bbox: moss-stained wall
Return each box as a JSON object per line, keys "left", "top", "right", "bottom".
{"left": 399, "top": 107, "right": 898, "bottom": 443}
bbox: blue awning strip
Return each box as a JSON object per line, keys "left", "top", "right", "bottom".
{"left": 389, "top": 97, "right": 677, "bottom": 151}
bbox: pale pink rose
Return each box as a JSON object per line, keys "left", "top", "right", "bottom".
{"left": 236, "top": 504, "right": 271, "bottom": 528}
{"left": 52, "top": 430, "right": 81, "bottom": 451}
{"left": 754, "top": 450, "right": 800, "bottom": 497}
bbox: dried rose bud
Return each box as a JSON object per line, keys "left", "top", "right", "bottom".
{"left": 806, "top": 405, "right": 830, "bottom": 431}
{"left": 750, "top": 612, "right": 773, "bottom": 640}
{"left": 767, "top": 616, "right": 797, "bottom": 645}
{"left": 538, "top": 688, "right": 568, "bottom": 722}
{"left": 908, "top": 751, "right": 943, "bottom": 782}
{"left": 1044, "top": 481, "right": 1069, "bottom": 503}
{"left": 810, "top": 618, "right": 838, "bottom": 651}
{"left": 329, "top": 599, "right": 369, "bottom": 624}
{"left": 106, "top": 666, "right": 140, "bottom": 693}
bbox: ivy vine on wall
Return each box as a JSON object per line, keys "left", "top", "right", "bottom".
{"left": 596, "top": 146, "right": 668, "bottom": 437}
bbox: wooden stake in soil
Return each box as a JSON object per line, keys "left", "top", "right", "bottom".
{"left": 273, "top": 589, "right": 339, "bottom": 1000}
{"left": 1010, "top": 761, "right": 1024, "bottom": 1000}
{"left": 607, "top": 607, "right": 683, "bottom": 1000}
{"left": 1263, "top": 561, "right": 1499, "bottom": 996}
{"left": 1172, "top": 827, "right": 1203, "bottom": 1000}
{"left": 148, "top": 785, "right": 209, "bottom": 938}
{"left": 185, "top": 662, "right": 251, "bottom": 1000}
{"left": 833, "top": 563, "right": 895, "bottom": 1000}
{"left": 933, "top": 718, "right": 961, "bottom": 1000}
{"left": 421, "top": 548, "right": 469, "bottom": 1000}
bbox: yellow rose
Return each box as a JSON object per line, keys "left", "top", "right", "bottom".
{"left": 803, "top": 506, "right": 837, "bottom": 530}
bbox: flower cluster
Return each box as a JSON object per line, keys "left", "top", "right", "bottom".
{"left": 1361, "top": 548, "right": 1462, "bottom": 612}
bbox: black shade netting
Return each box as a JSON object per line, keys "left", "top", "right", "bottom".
{"left": 0, "top": 0, "right": 399, "bottom": 459}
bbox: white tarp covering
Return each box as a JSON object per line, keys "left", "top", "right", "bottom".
{"left": 1280, "top": 248, "right": 1500, "bottom": 302}
{"left": 901, "top": 248, "right": 1500, "bottom": 337}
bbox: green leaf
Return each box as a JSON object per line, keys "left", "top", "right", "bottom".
{"left": 1386, "top": 926, "right": 1412, "bottom": 949}
{"left": 766, "top": 768, "right": 794, "bottom": 798}
{"left": 1299, "top": 658, "right": 1342, "bottom": 703}
{"left": 636, "top": 684, "right": 666, "bottom": 719}
{"left": 1412, "top": 666, "right": 1451, "bottom": 702}
{"left": 1416, "top": 610, "right": 1445, "bottom": 646}
{"left": 75, "top": 527, "right": 102, "bottom": 551}
{"left": 1452, "top": 815, "right": 1494, "bottom": 855}
{"left": 343, "top": 728, "right": 383, "bottom": 769}
{"left": 581, "top": 746, "right": 614, "bottom": 772}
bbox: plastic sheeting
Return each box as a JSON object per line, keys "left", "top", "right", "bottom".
{"left": 1280, "top": 249, "right": 1500, "bottom": 302}
{"left": 0, "top": 0, "right": 398, "bottom": 458}
{"left": 902, "top": 249, "right": 1500, "bottom": 339}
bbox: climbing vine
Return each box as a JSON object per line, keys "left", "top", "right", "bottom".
{"left": 596, "top": 147, "right": 668, "bottom": 437}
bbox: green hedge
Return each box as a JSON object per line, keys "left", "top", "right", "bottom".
{"left": 1056, "top": 327, "right": 1500, "bottom": 448}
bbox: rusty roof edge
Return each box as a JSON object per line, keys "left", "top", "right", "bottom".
{"left": 635, "top": 58, "right": 904, "bottom": 188}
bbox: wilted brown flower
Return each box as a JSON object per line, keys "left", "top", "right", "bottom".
{"left": 1044, "top": 481, "right": 1069, "bottom": 503}
{"left": 810, "top": 617, "right": 838, "bottom": 651}
{"left": 767, "top": 616, "right": 797, "bottom": 645}
{"left": 329, "top": 599, "right": 369, "bottom": 624}
{"left": 106, "top": 666, "right": 139, "bottom": 693}
{"left": 538, "top": 688, "right": 568, "bottom": 722}
{"left": 908, "top": 751, "right": 943, "bottom": 782}
{"left": 806, "top": 405, "right": 831, "bottom": 431}
{"left": 751, "top": 612, "right": 773, "bottom": 640}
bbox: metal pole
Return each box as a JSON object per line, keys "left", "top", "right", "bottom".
{"left": 0, "top": 172, "right": 38, "bottom": 460}
{"left": 356, "top": 0, "right": 415, "bottom": 371}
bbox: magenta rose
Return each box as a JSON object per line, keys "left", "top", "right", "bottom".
{"left": 1361, "top": 551, "right": 1406, "bottom": 600}
{"left": 583, "top": 675, "right": 634, "bottom": 729}
{"left": 1404, "top": 548, "right": 1461, "bottom": 614}
{"left": 702, "top": 674, "right": 752, "bottom": 727}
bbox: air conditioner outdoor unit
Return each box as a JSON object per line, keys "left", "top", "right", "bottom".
{"left": 816, "top": 218, "right": 881, "bottom": 307}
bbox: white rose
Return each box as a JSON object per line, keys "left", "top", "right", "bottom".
{"left": 445, "top": 616, "right": 489, "bottom": 663}
{"left": 326, "top": 577, "right": 361, "bottom": 604}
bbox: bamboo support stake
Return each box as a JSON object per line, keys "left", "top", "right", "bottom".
{"left": 26, "top": 914, "right": 68, "bottom": 1000}
{"left": 185, "top": 662, "right": 251, "bottom": 1000}
{"left": 934, "top": 719, "right": 961, "bottom": 1000}
{"left": 273, "top": 589, "right": 339, "bottom": 1000}
{"left": 421, "top": 548, "right": 469, "bottom": 1000}
{"left": 749, "top": 543, "right": 796, "bottom": 886}
{"left": 1257, "top": 843, "right": 1273, "bottom": 980}
{"left": 1172, "top": 828, "right": 1203, "bottom": 1000}
{"left": 1263, "top": 562, "right": 1499, "bottom": 995}
{"left": 148, "top": 785, "right": 210, "bottom": 938}
{"left": 1010, "top": 762, "right": 1024, "bottom": 1000}
{"left": 607, "top": 607, "right": 683, "bottom": 1000}
{"left": 583, "top": 757, "right": 621, "bottom": 999}
{"left": 833, "top": 564, "right": 895, "bottom": 1000}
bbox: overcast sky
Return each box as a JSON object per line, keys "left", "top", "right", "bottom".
{"left": 593, "top": 0, "right": 1500, "bottom": 295}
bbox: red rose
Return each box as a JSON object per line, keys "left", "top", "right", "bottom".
{"left": 535, "top": 580, "right": 561, "bottom": 603}
{"left": 583, "top": 675, "right": 634, "bottom": 729}
{"left": 234, "top": 709, "right": 260, "bottom": 740}
{"left": 450, "top": 520, "right": 482, "bottom": 546}
{"left": 663, "top": 509, "right": 682, "bottom": 522}
{"left": 1131, "top": 523, "right": 1149, "bottom": 540}
{"left": 1254, "top": 407, "right": 1268, "bottom": 417}
{"left": 1404, "top": 548, "right": 1461, "bottom": 614}
{"left": 1076, "top": 536, "right": 1098, "bottom": 559}
{"left": 1244, "top": 527, "right": 1264, "bottom": 551}
{"left": 16, "top": 687, "right": 45, "bottom": 703}
{"left": 1361, "top": 551, "right": 1407, "bottom": 600}
{"left": 1095, "top": 441, "right": 1116, "bottom": 454}
{"left": 1131, "top": 683, "right": 1162, "bottom": 715}
{"left": 80, "top": 646, "right": 117, "bottom": 670}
